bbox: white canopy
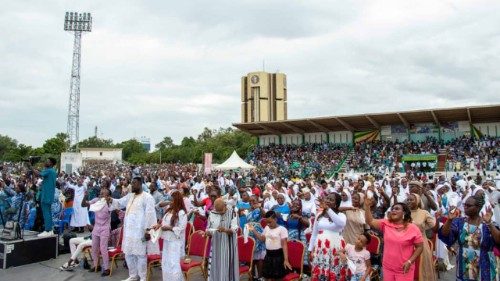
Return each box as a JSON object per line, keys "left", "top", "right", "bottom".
{"left": 215, "top": 150, "right": 255, "bottom": 170}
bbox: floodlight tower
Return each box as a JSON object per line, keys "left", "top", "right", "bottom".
{"left": 64, "top": 12, "right": 92, "bottom": 151}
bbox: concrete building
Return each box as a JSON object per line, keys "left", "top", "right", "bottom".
{"left": 80, "top": 148, "right": 123, "bottom": 163}
{"left": 241, "top": 71, "right": 287, "bottom": 123}
{"left": 60, "top": 147, "right": 123, "bottom": 174}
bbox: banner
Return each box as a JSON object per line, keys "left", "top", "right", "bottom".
{"left": 409, "top": 123, "right": 438, "bottom": 134}
{"left": 354, "top": 130, "right": 380, "bottom": 143}
{"left": 402, "top": 154, "right": 437, "bottom": 162}
{"left": 204, "top": 153, "right": 213, "bottom": 175}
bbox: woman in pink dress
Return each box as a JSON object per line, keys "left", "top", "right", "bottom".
{"left": 364, "top": 197, "right": 424, "bottom": 281}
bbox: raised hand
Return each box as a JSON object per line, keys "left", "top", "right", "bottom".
{"left": 435, "top": 210, "right": 443, "bottom": 219}
{"left": 247, "top": 224, "right": 255, "bottom": 231}
{"left": 447, "top": 207, "right": 459, "bottom": 220}
{"left": 318, "top": 198, "right": 327, "bottom": 210}
{"left": 364, "top": 197, "right": 373, "bottom": 209}
{"left": 482, "top": 206, "right": 493, "bottom": 224}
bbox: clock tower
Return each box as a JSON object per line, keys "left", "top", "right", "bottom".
{"left": 241, "top": 71, "right": 287, "bottom": 123}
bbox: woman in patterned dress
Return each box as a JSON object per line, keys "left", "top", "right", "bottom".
{"left": 246, "top": 195, "right": 266, "bottom": 280}
{"left": 286, "top": 199, "right": 309, "bottom": 266}
{"left": 439, "top": 195, "right": 499, "bottom": 281}
{"left": 308, "top": 192, "right": 349, "bottom": 281}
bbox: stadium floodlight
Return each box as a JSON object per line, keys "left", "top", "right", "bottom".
{"left": 64, "top": 11, "right": 92, "bottom": 32}
{"left": 63, "top": 12, "right": 92, "bottom": 151}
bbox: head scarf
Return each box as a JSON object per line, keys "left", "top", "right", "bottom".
{"left": 339, "top": 189, "right": 352, "bottom": 208}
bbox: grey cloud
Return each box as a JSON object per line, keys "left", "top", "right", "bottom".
{"left": 1, "top": 1, "right": 500, "bottom": 148}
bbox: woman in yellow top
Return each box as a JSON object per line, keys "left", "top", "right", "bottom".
{"left": 407, "top": 193, "right": 437, "bottom": 281}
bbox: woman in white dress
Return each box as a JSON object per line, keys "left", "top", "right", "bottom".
{"left": 308, "top": 192, "right": 349, "bottom": 281}
{"left": 152, "top": 190, "right": 187, "bottom": 281}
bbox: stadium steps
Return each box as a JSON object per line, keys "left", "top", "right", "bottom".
{"left": 338, "top": 149, "right": 353, "bottom": 173}
{"left": 329, "top": 145, "right": 353, "bottom": 177}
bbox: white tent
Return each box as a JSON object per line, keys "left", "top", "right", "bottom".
{"left": 215, "top": 150, "right": 255, "bottom": 170}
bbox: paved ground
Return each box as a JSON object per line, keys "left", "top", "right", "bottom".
{"left": 1, "top": 252, "right": 456, "bottom": 281}
{"left": 0, "top": 230, "right": 456, "bottom": 281}
{"left": 1, "top": 252, "right": 206, "bottom": 281}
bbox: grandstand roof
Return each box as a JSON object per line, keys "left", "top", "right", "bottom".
{"left": 233, "top": 104, "right": 500, "bottom": 136}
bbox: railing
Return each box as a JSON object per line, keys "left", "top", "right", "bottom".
{"left": 328, "top": 145, "right": 353, "bottom": 178}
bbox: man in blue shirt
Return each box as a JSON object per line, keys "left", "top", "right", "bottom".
{"left": 37, "top": 157, "right": 57, "bottom": 237}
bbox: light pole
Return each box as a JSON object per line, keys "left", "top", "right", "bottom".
{"left": 64, "top": 12, "right": 92, "bottom": 151}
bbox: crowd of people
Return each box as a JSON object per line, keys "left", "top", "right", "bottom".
{"left": 446, "top": 136, "right": 499, "bottom": 172}
{"left": 248, "top": 143, "right": 349, "bottom": 178}
{"left": 246, "top": 136, "right": 499, "bottom": 179}
{"left": 0, "top": 136, "right": 499, "bottom": 281}
{"left": 345, "top": 137, "right": 441, "bottom": 174}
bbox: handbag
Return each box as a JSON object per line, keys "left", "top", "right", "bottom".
{"left": 1, "top": 221, "right": 22, "bottom": 240}
{"left": 1, "top": 193, "right": 25, "bottom": 240}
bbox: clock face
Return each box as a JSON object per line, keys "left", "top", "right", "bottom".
{"left": 251, "top": 75, "right": 259, "bottom": 84}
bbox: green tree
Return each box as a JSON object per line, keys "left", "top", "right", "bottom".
{"left": 78, "top": 136, "right": 114, "bottom": 148}
{"left": 0, "top": 134, "right": 18, "bottom": 160}
{"left": 116, "top": 139, "right": 146, "bottom": 161}
{"left": 197, "top": 127, "right": 214, "bottom": 142}
{"left": 180, "top": 137, "right": 196, "bottom": 147}
{"left": 155, "top": 136, "right": 174, "bottom": 150}
{"left": 42, "top": 133, "right": 69, "bottom": 156}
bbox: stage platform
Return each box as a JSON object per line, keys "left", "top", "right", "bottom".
{"left": 0, "top": 230, "right": 58, "bottom": 269}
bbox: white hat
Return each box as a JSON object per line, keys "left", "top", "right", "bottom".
{"left": 301, "top": 187, "right": 311, "bottom": 194}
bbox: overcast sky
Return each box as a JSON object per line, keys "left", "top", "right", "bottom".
{"left": 1, "top": 0, "right": 500, "bottom": 148}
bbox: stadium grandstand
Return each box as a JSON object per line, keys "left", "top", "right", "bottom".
{"left": 234, "top": 104, "right": 500, "bottom": 177}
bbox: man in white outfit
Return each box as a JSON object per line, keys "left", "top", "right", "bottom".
{"left": 68, "top": 177, "right": 90, "bottom": 232}
{"left": 111, "top": 177, "right": 157, "bottom": 281}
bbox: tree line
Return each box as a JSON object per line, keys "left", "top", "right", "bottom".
{"left": 0, "top": 127, "right": 256, "bottom": 165}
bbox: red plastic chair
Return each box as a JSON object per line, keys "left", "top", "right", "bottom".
{"left": 366, "top": 234, "right": 381, "bottom": 280}
{"left": 185, "top": 222, "right": 193, "bottom": 254}
{"left": 283, "top": 240, "right": 305, "bottom": 281}
{"left": 182, "top": 230, "right": 209, "bottom": 281}
{"left": 109, "top": 227, "right": 125, "bottom": 276}
{"left": 238, "top": 236, "right": 255, "bottom": 280}
{"left": 146, "top": 238, "right": 163, "bottom": 281}
{"left": 366, "top": 233, "right": 381, "bottom": 255}
{"left": 193, "top": 215, "right": 207, "bottom": 231}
